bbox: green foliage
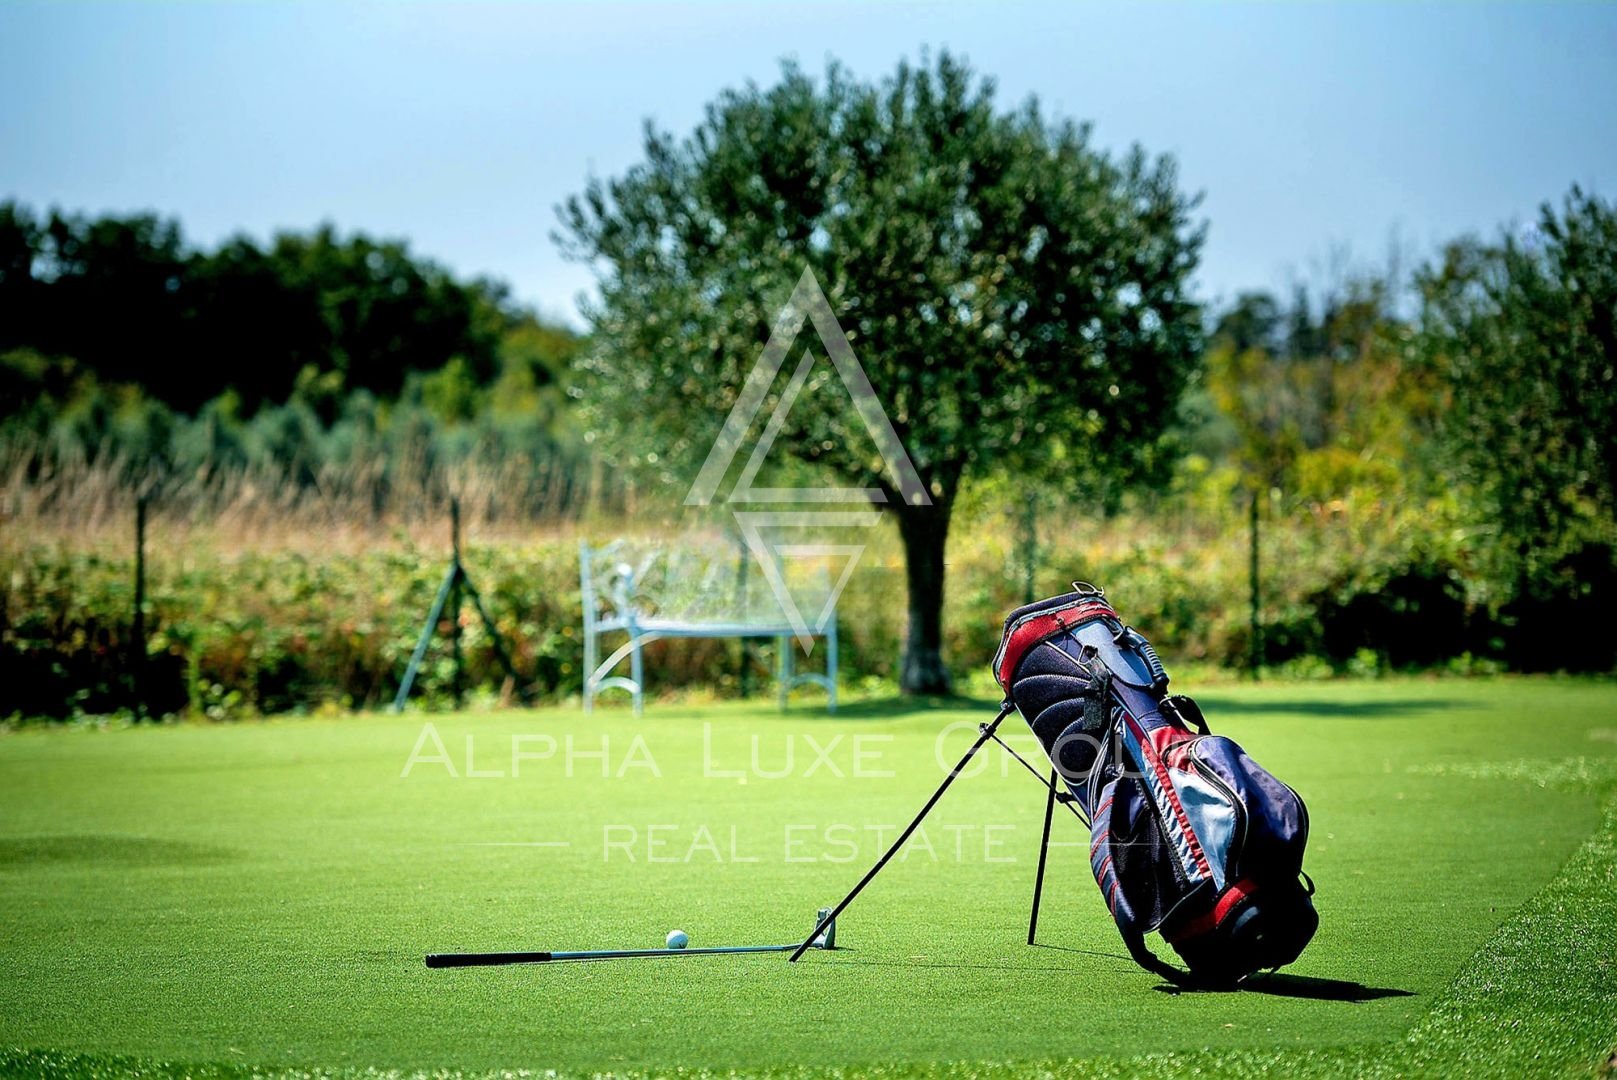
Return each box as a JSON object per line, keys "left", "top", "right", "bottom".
{"left": 1178, "top": 259, "right": 1617, "bottom": 675}
{"left": 1415, "top": 186, "right": 1617, "bottom": 575}
{"left": 1, "top": 540, "right": 588, "bottom": 721}
{"left": 562, "top": 53, "right": 1202, "bottom": 498}
{"left": 560, "top": 52, "right": 1204, "bottom": 691}
{"left": 0, "top": 203, "right": 524, "bottom": 409}
{"left": 5, "top": 168, "right": 1614, "bottom": 708}
{"left": 0, "top": 318, "right": 591, "bottom": 525}
{"left": 13, "top": 478, "right": 1610, "bottom": 723}
{"left": 1201, "top": 277, "right": 1441, "bottom": 503}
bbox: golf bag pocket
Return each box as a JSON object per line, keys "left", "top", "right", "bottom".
{"left": 1089, "top": 774, "right": 1204, "bottom": 940}
{"left": 1180, "top": 735, "right": 1309, "bottom": 885}
{"left": 1116, "top": 728, "right": 1318, "bottom": 982}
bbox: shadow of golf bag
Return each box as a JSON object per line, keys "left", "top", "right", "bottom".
{"left": 994, "top": 584, "right": 1318, "bottom": 985}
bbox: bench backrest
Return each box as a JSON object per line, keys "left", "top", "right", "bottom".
{"left": 579, "top": 536, "right": 833, "bottom": 631}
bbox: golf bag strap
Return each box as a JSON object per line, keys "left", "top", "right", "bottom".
{"left": 1161, "top": 694, "right": 1210, "bottom": 735}
{"left": 1122, "top": 927, "right": 1194, "bottom": 986}
{"left": 1109, "top": 679, "right": 1198, "bottom": 988}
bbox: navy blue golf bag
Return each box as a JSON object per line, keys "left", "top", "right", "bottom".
{"left": 994, "top": 584, "right": 1318, "bottom": 984}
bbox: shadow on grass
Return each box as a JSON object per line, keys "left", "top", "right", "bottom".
{"left": 1030, "top": 941, "right": 1135, "bottom": 963}
{"left": 1026, "top": 946, "right": 1415, "bottom": 1001}
{"left": 1154, "top": 973, "right": 1416, "bottom": 1001}
{"left": 799, "top": 950, "right": 1415, "bottom": 1001}
{"left": 812, "top": 695, "right": 1467, "bottom": 722}
{"left": 822, "top": 695, "right": 1004, "bottom": 721}
{"left": 811, "top": 952, "right": 1147, "bottom": 978}
{"left": 1195, "top": 696, "right": 1465, "bottom": 719}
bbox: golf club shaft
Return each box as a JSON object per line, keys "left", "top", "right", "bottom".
{"left": 788, "top": 702, "right": 1015, "bottom": 962}
{"left": 426, "top": 942, "right": 814, "bottom": 967}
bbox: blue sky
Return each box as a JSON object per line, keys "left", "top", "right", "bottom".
{"left": 3, "top": 1, "right": 1614, "bottom": 325}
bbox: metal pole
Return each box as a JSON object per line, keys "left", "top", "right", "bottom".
{"left": 450, "top": 498, "right": 463, "bottom": 710}
{"left": 1249, "top": 487, "right": 1262, "bottom": 681}
{"left": 789, "top": 703, "right": 1015, "bottom": 962}
{"left": 1028, "top": 767, "right": 1058, "bottom": 945}
{"left": 1021, "top": 495, "right": 1038, "bottom": 605}
{"left": 132, "top": 497, "right": 147, "bottom": 722}
{"left": 736, "top": 546, "right": 751, "bottom": 699}
{"left": 393, "top": 564, "right": 457, "bottom": 712}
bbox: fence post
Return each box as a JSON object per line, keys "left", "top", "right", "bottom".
{"left": 1019, "top": 495, "right": 1039, "bottom": 605}
{"left": 132, "top": 496, "right": 148, "bottom": 721}
{"left": 450, "top": 497, "right": 464, "bottom": 710}
{"left": 736, "top": 543, "right": 752, "bottom": 699}
{"left": 1248, "top": 487, "right": 1262, "bottom": 681}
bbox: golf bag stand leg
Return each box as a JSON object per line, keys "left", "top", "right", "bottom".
{"left": 1028, "top": 767, "right": 1058, "bottom": 945}
{"left": 789, "top": 702, "right": 1016, "bottom": 962}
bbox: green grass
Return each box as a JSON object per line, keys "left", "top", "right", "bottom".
{"left": 2, "top": 679, "right": 1615, "bottom": 1077}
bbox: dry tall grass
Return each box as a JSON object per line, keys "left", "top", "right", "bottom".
{"left": 0, "top": 447, "right": 636, "bottom": 556}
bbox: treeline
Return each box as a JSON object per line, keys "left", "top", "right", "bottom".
{"left": 0, "top": 201, "right": 598, "bottom": 522}
{"left": 0, "top": 202, "right": 542, "bottom": 407}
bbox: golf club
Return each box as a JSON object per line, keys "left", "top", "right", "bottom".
{"left": 425, "top": 909, "right": 836, "bottom": 968}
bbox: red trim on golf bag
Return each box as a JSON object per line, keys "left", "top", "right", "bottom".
{"left": 1122, "top": 710, "right": 1215, "bottom": 882}
{"left": 992, "top": 598, "right": 1117, "bottom": 689}
{"left": 1163, "top": 877, "right": 1259, "bottom": 943}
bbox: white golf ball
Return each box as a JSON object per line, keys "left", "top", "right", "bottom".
{"left": 666, "top": 929, "right": 689, "bottom": 949}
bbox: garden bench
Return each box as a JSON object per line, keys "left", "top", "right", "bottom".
{"left": 579, "top": 538, "right": 838, "bottom": 714}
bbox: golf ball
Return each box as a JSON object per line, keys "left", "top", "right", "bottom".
{"left": 666, "top": 929, "right": 689, "bottom": 949}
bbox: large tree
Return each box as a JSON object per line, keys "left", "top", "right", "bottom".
{"left": 559, "top": 54, "right": 1203, "bottom": 692}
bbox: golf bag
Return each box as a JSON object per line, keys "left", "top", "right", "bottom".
{"left": 995, "top": 584, "right": 1317, "bottom": 984}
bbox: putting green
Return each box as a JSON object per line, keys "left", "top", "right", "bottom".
{"left": 1, "top": 679, "right": 1614, "bottom": 1076}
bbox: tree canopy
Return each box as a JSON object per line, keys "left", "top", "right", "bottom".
{"left": 560, "top": 52, "right": 1204, "bottom": 691}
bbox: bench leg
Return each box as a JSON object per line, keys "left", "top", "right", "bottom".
{"left": 826, "top": 620, "right": 838, "bottom": 714}
{"left": 630, "top": 627, "right": 645, "bottom": 717}
{"left": 583, "top": 623, "right": 597, "bottom": 713}
{"left": 778, "top": 635, "right": 793, "bottom": 711}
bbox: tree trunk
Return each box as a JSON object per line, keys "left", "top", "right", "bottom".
{"left": 895, "top": 500, "right": 953, "bottom": 695}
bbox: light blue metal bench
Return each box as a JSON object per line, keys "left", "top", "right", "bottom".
{"left": 580, "top": 539, "right": 838, "bottom": 714}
